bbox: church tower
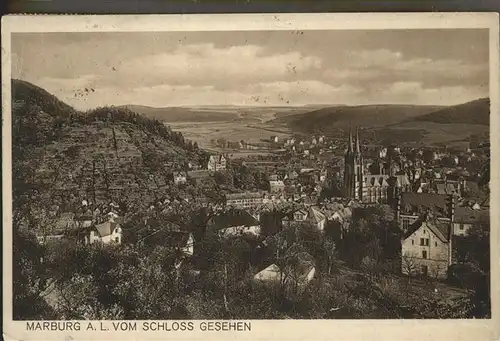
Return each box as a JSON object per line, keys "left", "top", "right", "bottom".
{"left": 344, "top": 127, "right": 364, "bottom": 200}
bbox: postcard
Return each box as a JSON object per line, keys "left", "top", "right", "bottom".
{"left": 2, "top": 13, "right": 499, "bottom": 341}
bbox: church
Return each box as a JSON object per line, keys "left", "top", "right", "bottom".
{"left": 343, "top": 128, "right": 411, "bottom": 204}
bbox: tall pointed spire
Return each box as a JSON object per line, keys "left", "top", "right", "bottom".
{"left": 355, "top": 126, "right": 361, "bottom": 154}
{"left": 348, "top": 127, "right": 354, "bottom": 153}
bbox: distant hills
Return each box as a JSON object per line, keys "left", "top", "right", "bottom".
{"left": 119, "top": 104, "right": 233, "bottom": 122}
{"left": 409, "top": 98, "right": 490, "bottom": 126}
{"left": 119, "top": 104, "right": 318, "bottom": 123}
{"left": 273, "top": 104, "right": 444, "bottom": 133}
{"left": 274, "top": 98, "right": 490, "bottom": 135}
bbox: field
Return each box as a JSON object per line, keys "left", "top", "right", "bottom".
{"left": 168, "top": 120, "right": 293, "bottom": 156}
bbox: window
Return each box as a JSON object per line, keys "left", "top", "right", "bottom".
{"left": 420, "top": 238, "right": 425, "bottom": 246}
{"left": 459, "top": 224, "right": 464, "bottom": 230}
{"left": 425, "top": 238, "right": 429, "bottom": 246}
{"left": 435, "top": 241, "right": 437, "bottom": 247}
{"left": 422, "top": 250, "right": 427, "bottom": 259}
{"left": 412, "top": 239, "right": 414, "bottom": 245}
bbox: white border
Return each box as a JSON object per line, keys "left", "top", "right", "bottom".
{"left": 2, "top": 13, "right": 499, "bottom": 341}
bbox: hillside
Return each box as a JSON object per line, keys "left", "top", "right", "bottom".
{"left": 12, "top": 79, "right": 211, "bottom": 223}
{"left": 410, "top": 98, "right": 490, "bottom": 125}
{"left": 120, "top": 104, "right": 316, "bottom": 124}
{"left": 119, "top": 105, "right": 232, "bottom": 122}
{"left": 273, "top": 104, "right": 444, "bottom": 134}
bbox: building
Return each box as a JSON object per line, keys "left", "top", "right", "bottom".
{"left": 343, "top": 127, "right": 364, "bottom": 200}
{"left": 207, "top": 154, "right": 227, "bottom": 171}
{"left": 343, "top": 128, "right": 410, "bottom": 203}
{"left": 173, "top": 171, "right": 188, "bottom": 185}
{"left": 208, "top": 209, "right": 261, "bottom": 239}
{"left": 396, "top": 193, "right": 455, "bottom": 233}
{"left": 225, "top": 192, "right": 264, "bottom": 209}
{"left": 253, "top": 247, "right": 315, "bottom": 299}
{"left": 84, "top": 221, "right": 123, "bottom": 245}
{"left": 401, "top": 214, "right": 452, "bottom": 279}
{"left": 270, "top": 135, "right": 279, "bottom": 143}
{"left": 452, "top": 206, "right": 488, "bottom": 237}
{"left": 282, "top": 206, "right": 327, "bottom": 231}
{"left": 269, "top": 180, "right": 285, "bottom": 193}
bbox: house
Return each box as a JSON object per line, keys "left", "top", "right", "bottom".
{"left": 207, "top": 154, "right": 227, "bottom": 171}
{"left": 452, "top": 206, "right": 488, "bottom": 237}
{"left": 308, "top": 206, "right": 327, "bottom": 231}
{"left": 173, "top": 171, "right": 188, "bottom": 185}
{"left": 284, "top": 170, "right": 299, "bottom": 180}
{"left": 269, "top": 180, "right": 285, "bottom": 193}
{"left": 282, "top": 206, "right": 327, "bottom": 231}
{"left": 270, "top": 136, "right": 279, "bottom": 143}
{"left": 208, "top": 209, "right": 261, "bottom": 238}
{"left": 396, "top": 193, "right": 455, "bottom": 233}
{"left": 74, "top": 214, "right": 93, "bottom": 229}
{"left": 84, "top": 221, "right": 123, "bottom": 245}
{"left": 225, "top": 192, "right": 264, "bottom": 209}
{"left": 253, "top": 248, "right": 316, "bottom": 298}
{"left": 401, "top": 213, "right": 452, "bottom": 279}
{"left": 187, "top": 169, "right": 211, "bottom": 182}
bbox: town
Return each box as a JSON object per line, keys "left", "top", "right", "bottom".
{"left": 16, "top": 90, "right": 489, "bottom": 319}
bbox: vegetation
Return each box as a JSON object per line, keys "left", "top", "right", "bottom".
{"left": 10, "top": 79, "right": 490, "bottom": 320}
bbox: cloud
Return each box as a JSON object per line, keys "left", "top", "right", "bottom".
{"left": 378, "top": 81, "right": 487, "bottom": 105}
{"left": 328, "top": 48, "right": 488, "bottom": 89}
{"left": 11, "top": 33, "right": 489, "bottom": 108}
{"left": 34, "top": 78, "right": 364, "bottom": 110}
{"left": 104, "top": 43, "right": 323, "bottom": 89}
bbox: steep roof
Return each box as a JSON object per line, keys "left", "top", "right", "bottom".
{"left": 400, "top": 193, "right": 448, "bottom": 212}
{"left": 308, "top": 206, "right": 326, "bottom": 223}
{"left": 95, "top": 221, "right": 120, "bottom": 237}
{"left": 209, "top": 209, "right": 259, "bottom": 230}
{"left": 404, "top": 216, "right": 450, "bottom": 243}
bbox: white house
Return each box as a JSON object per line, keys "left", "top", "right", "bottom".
{"left": 173, "top": 171, "right": 188, "bottom": 185}
{"left": 401, "top": 215, "right": 451, "bottom": 279}
{"left": 253, "top": 250, "right": 316, "bottom": 298}
{"left": 85, "top": 221, "right": 123, "bottom": 245}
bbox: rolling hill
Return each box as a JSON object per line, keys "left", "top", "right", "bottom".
{"left": 272, "top": 104, "right": 444, "bottom": 134}
{"left": 11, "top": 79, "right": 211, "bottom": 223}
{"left": 119, "top": 105, "right": 233, "bottom": 122}
{"left": 409, "top": 98, "right": 490, "bottom": 125}
{"left": 120, "top": 104, "right": 317, "bottom": 124}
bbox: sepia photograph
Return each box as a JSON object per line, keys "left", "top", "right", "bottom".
{"left": 2, "top": 13, "right": 499, "bottom": 341}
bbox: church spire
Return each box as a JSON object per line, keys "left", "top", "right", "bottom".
{"left": 348, "top": 127, "right": 354, "bottom": 153}
{"left": 355, "top": 126, "right": 361, "bottom": 154}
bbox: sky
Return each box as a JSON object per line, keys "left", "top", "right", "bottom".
{"left": 11, "top": 29, "right": 489, "bottom": 110}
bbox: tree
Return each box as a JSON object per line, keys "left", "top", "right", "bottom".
{"left": 13, "top": 228, "right": 56, "bottom": 319}
{"left": 401, "top": 253, "right": 418, "bottom": 283}
{"left": 323, "top": 237, "right": 337, "bottom": 275}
